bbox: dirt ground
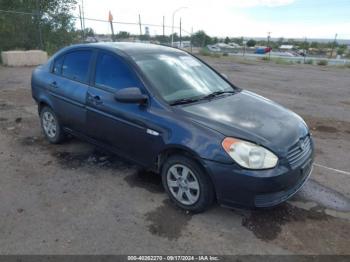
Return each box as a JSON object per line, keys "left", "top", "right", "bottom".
{"left": 0, "top": 58, "right": 349, "bottom": 255}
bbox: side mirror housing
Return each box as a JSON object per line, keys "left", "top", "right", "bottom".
{"left": 114, "top": 87, "right": 148, "bottom": 104}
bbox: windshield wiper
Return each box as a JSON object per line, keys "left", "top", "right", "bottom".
{"left": 200, "top": 90, "right": 236, "bottom": 100}
{"left": 169, "top": 97, "right": 200, "bottom": 106}
{"left": 169, "top": 90, "right": 235, "bottom": 106}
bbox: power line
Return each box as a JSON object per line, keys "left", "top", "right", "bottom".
{"left": 0, "top": 9, "right": 192, "bottom": 35}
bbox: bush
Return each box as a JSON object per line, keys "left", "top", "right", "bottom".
{"left": 274, "top": 58, "right": 293, "bottom": 65}
{"left": 317, "top": 60, "right": 328, "bottom": 66}
{"left": 336, "top": 64, "right": 350, "bottom": 69}
{"left": 211, "top": 53, "right": 221, "bottom": 58}
{"left": 305, "top": 59, "right": 313, "bottom": 65}
{"left": 223, "top": 52, "right": 229, "bottom": 56}
{"left": 337, "top": 63, "right": 350, "bottom": 69}
{"left": 199, "top": 48, "right": 211, "bottom": 56}
{"left": 199, "top": 48, "right": 221, "bottom": 58}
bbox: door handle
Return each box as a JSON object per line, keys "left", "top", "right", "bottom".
{"left": 93, "top": 95, "right": 103, "bottom": 104}
{"left": 88, "top": 94, "right": 103, "bottom": 105}
{"left": 50, "top": 81, "right": 58, "bottom": 88}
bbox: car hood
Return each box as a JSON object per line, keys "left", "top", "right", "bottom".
{"left": 180, "top": 90, "right": 309, "bottom": 154}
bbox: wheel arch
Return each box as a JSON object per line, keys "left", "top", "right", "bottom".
{"left": 37, "top": 99, "right": 53, "bottom": 114}
{"left": 156, "top": 145, "right": 217, "bottom": 200}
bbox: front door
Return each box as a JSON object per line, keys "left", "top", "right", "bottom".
{"left": 86, "top": 51, "right": 163, "bottom": 166}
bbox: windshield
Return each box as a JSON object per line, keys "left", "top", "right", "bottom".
{"left": 132, "top": 52, "right": 234, "bottom": 103}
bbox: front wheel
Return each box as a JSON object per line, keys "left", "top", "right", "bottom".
{"left": 161, "top": 155, "right": 215, "bottom": 213}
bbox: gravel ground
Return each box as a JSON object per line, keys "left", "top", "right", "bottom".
{"left": 0, "top": 59, "right": 349, "bottom": 255}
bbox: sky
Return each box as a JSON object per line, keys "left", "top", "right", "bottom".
{"left": 75, "top": 0, "right": 350, "bottom": 39}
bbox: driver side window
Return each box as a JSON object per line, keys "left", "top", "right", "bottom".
{"left": 94, "top": 53, "right": 139, "bottom": 90}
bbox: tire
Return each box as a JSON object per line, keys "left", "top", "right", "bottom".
{"left": 40, "top": 106, "right": 65, "bottom": 144}
{"left": 161, "top": 155, "right": 215, "bottom": 213}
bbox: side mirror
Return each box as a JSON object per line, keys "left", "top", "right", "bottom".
{"left": 114, "top": 87, "right": 148, "bottom": 104}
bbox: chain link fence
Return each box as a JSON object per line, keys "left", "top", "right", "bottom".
{"left": 0, "top": 8, "right": 193, "bottom": 58}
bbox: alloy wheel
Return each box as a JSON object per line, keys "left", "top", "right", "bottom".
{"left": 166, "top": 164, "right": 200, "bottom": 205}
{"left": 42, "top": 111, "right": 57, "bottom": 138}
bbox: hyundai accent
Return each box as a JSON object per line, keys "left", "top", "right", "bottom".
{"left": 31, "top": 42, "right": 314, "bottom": 212}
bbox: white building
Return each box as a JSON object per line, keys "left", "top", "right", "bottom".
{"left": 279, "top": 45, "right": 294, "bottom": 50}
{"left": 173, "top": 41, "right": 191, "bottom": 48}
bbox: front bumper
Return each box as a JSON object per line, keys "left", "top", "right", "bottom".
{"left": 203, "top": 147, "right": 314, "bottom": 208}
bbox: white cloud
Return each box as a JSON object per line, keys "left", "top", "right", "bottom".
{"left": 220, "top": 0, "right": 296, "bottom": 8}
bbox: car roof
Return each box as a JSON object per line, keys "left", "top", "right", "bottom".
{"left": 65, "top": 42, "right": 186, "bottom": 56}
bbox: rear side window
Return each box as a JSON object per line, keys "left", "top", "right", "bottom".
{"left": 62, "top": 50, "right": 92, "bottom": 83}
{"left": 95, "top": 53, "right": 139, "bottom": 90}
{"left": 52, "top": 56, "right": 64, "bottom": 75}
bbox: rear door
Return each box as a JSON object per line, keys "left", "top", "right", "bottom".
{"left": 49, "top": 49, "right": 93, "bottom": 132}
{"left": 86, "top": 51, "right": 163, "bottom": 166}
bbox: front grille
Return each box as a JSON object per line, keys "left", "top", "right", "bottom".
{"left": 287, "top": 135, "right": 312, "bottom": 168}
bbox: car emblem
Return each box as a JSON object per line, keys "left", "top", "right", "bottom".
{"left": 146, "top": 129, "right": 159, "bottom": 136}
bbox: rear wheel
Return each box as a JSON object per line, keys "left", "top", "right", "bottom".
{"left": 40, "top": 106, "right": 65, "bottom": 144}
{"left": 162, "top": 155, "right": 215, "bottom": 213}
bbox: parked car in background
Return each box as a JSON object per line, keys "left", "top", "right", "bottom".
{"left": 255, "top": 47, "right": 272, "bottom": 54}
{"left": 31, "top": 42, "right": 314, "bottom": 212}
{"left": 207, "top": 45, "right": 221, "bottom": 52}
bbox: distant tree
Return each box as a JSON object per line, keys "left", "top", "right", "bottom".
{"left": 0, "top": 0, "right": 78, "bottom": 54}
{"left": 287, "top": 38, "right": 295, "bottom": 44}
{"left": 154, "top": 35, "right": 170, "bottom": 43}
{"left": 277, "top": 37, "right": 284, "bottom": 45}
{"left": 246, "top": 39, "right": 256, "bottom": 47}
{"left": 83, "top": 27, "right": 94, "bottom": 37}
{"left": 116, "top": 31, "right": 130, "bottom": 39}
{"left": 329, "top": 41, "right": 338, "bottom": 48}
{"left": 256, "top": 40, "right": 267, "bottom": 46}
{"left": 231, "top": 37, "right": 243, "bottom": 46}
{"left": 310, "top": 41, "right": 319, "bottom": 48}
{"left": 337, "top": 44, "right": 347, "bottom": 56}
{"left": 191, "top": 30, "right": 212, "bottom": 47}
{"left": 182, "top": 36, "right": 191, "bottom": 41}
{"left": 224, "top": 36, "right": 230, "bottom": 44}
{"left": 139, "top": 34, "right": 150, "bottom": 41}
{"left": 169, "top": 33, "right": 179, "bottom": 42}
{"left": 212, "top": 37, "right": 219, "bottom": 44}
{"left": 299, "top": 41, "right": 310, "bottom": 51}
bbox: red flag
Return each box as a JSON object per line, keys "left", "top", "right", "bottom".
{"left": 108, "top": 11, "right": 113, "bottom": 22}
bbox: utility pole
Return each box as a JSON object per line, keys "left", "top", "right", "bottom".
{"left": 138, "top": 14, "right": 142, "bottom": 37}
{"left": 190, "top": 27, "right": 193, "bottom": 53}
{"left": 267, "top": 32, "right": 271, "bottom": 60}
{"left": 81, "top": 0, "right": 85, "bottom": 32}
{"left": 179, "top": 18, "right": 182, "bottom": 48}
{"left": 162, "top": 16, "right": 165, "bottom": 38}
{"left": 243, "top": 38, "right": 246, "bottom": 57}
{"left": 108, "top": 11, "right": 115, "bottom": 41}
{"left": 171, "top": 7, "right": 187, "bottom": 46}
{"left": 330, "top": 33, "right": 338, "bottom": 58}
{"left": 78, "top": 5, "right": 85, "bottom": 40}
{"left": 303, "top": 37, "right": 307, "bottom": 64}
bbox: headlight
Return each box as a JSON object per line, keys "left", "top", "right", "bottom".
{"left": 222, "top": 137, "right": 278, "bottom": 169}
